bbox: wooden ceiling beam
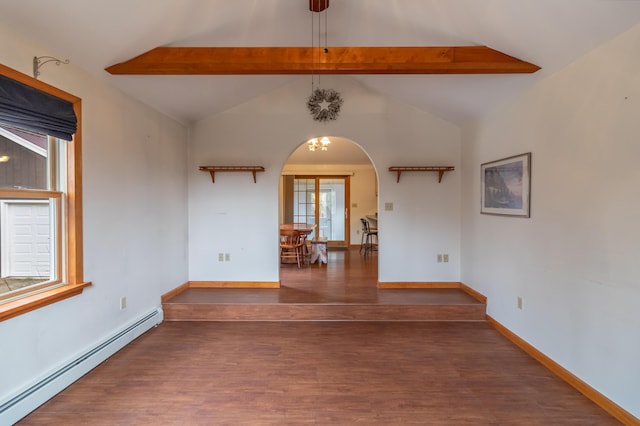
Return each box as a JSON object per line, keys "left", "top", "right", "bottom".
{"left": 105, "top": 46, "right": 540, "bottom": 75}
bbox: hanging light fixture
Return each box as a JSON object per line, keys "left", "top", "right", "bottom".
{"left": 306, "top": 0, "right": 343, "bottom": 123}
{"left": 307, "top": 136, "right": 331, "bottom": 151}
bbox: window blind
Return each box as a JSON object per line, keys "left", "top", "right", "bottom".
{"left": 0, "top": 74, "right": 77, "bottom": 141}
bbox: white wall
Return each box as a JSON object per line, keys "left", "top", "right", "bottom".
{"left": 189, "top": 76, "right": 461, "bottom": 283}
{"left": 0, "top": 25, "right": 189, "bottom": 404}
{"left": 461, "top": 24, "right": 640, "bottom": 417}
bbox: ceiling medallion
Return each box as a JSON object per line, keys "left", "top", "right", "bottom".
{"left": 307, "top": 88, "right": 343, "bottom": 123}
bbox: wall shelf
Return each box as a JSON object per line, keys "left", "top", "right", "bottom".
{"left": 389, "top": 166, "right": 455, "bottom": 183}
{"left": 199, "top": 166, "right": 265, "bottom": 183}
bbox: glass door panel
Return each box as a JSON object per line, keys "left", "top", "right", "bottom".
{"left": 292, "top": 176, "right": 349, "bottom": 246}
{"left": 293, "top": 178, "right": 316, "bottom": 240}
{"left": 318, "top": 178, "right": 345, "bottom": 243}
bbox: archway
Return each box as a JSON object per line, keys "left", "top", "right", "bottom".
{"left": 278, "top": 136, "right": 379, "bottom": 280}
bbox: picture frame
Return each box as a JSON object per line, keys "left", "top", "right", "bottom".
{"left": 481, "top": 152, "right": 531, "bottom": 217}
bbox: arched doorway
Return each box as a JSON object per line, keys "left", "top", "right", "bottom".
{"left": 278, "top": 136, "right": 378, "bottom": 276}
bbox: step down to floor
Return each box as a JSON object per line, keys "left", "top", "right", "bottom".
{"left": 163, "top": 303, "right": 486, "bottom": 321}
{"left": 162, "top": 288, "right": 486, "bottom": 322}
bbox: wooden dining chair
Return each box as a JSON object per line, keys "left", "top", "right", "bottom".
{"left": 293, "top": 222, "right": 316, "bottom": 263}
{"left": 280, "top": 229, "right": 304, "bottom": 268}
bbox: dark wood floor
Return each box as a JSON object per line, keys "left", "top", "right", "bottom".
{"left": 164, "top": 248, "right": 486, "bottom": 321}
{"left": 19, "top": 249, "right": 619, "bottom": 425}
{"left": 20, "top": 322, "right": 617, "bottom": 425}
{"left": 175, "top": 249, "right": 477, "bottom": 305}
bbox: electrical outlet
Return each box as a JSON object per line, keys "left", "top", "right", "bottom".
{"left": 437, "top": 254, "right": 443, "bottom": 263}
{"left": 517, "top": 297, "right": 523, "bottom": 310}
{"left": 225, "top": 253, "right": 231, "bottom": 262}
{"left": 384, "top": 202, "right": 393, "bottom": 211}
{"left": 218, "top": 253, "right": 224, "bottom": 262}
{"left": 120, "top": 296, "right": 127, "bottom": 310}
{"left": 443, "top": 254, "right": 449, "bottom": 263}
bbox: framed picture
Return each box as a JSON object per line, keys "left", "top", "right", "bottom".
{"left": 481, "top": 152, "right": 531, "bottom": 217}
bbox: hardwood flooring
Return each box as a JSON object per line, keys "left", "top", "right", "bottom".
{"left": 18, "top": 249, "right": 619, "bottom": 424}
{"left": 19, "top": 321, "right": 617, "bottom": 425}
{"left": 164, "top": 248, "right": 486, "bottom": 321}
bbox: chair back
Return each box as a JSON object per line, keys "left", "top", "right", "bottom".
{"left": 360, "top": 218, "right": 370, "bottom": 233}
{"left": 280, "top": 229, "right": 303, "bottom": 247}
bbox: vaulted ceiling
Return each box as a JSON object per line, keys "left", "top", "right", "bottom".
{"left": 1, "top": 0, "right": 640, "bottom": 126}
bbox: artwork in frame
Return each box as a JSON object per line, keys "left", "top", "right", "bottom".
{"left": 481, "top": 152, "right": 531, "bottom": 217}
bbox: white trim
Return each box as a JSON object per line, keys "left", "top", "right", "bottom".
{"left": 0, "top": 201, "right": 7, "bottom": 276}
{"left": 0, "top": 199, "right": 50, "bottom": 278}
{"left": 0, "top": 126, "right": 47, "bottom": 157}
{"left": 0, "top": 307, "right": 164, "bottom": 424}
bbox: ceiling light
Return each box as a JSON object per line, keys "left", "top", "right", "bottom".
{"left": 307, "top": 137, "right": 331, "bottom": 152}
{"left": 320, "top": 136, "right": 330, "bottom": 151}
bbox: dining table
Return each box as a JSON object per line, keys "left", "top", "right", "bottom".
{"left": 280, "top": 223, "right": 316, "bottom": 235}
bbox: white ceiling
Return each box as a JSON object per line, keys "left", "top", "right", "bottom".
{"left": 1, "top": 0, "right": 640, "bottom": 127}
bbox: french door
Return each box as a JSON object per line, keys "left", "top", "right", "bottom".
{"left": 291, "top": 176, "right": 350, "bottom": 247}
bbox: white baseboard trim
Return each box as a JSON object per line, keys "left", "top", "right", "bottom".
{"left": 0, "top": 307, "right": 163, "bottom": 425}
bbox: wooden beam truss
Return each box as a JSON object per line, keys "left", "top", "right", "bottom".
{"left": 106, "top": 46, "right": 540, "bottom": 75}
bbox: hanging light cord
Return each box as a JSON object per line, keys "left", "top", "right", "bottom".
{"left": 311, "top": 8, "right": 314, "bottom": 94}
{"left": 311, "top": 4, "right": 329, "bottom": 94}
{"left": 318, "top": 10, "right": 321, "bottom": 88}
{"left": 325, "top": 5, "right": 328, "bottom": 52}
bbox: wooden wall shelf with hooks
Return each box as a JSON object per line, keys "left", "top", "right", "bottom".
{"left": 199, "top": 166, "right": 265, "bottom": 183}
{"left": 389, "top": 166, "right": 455, "bottom": 183}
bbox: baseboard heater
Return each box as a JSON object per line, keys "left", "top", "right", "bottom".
{"left": 0, "top": 307, "right": 163, "bottom": 425}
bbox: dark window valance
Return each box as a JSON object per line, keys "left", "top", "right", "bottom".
{"left": 0, "top": 74, "right": 77, "bottom": 141}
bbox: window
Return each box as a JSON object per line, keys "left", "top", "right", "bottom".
{"left": 0, "top": 128, "right": 65, "bottom": 299}
{"left": 0, "top": 64, "right": 88, "bottom": 321}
